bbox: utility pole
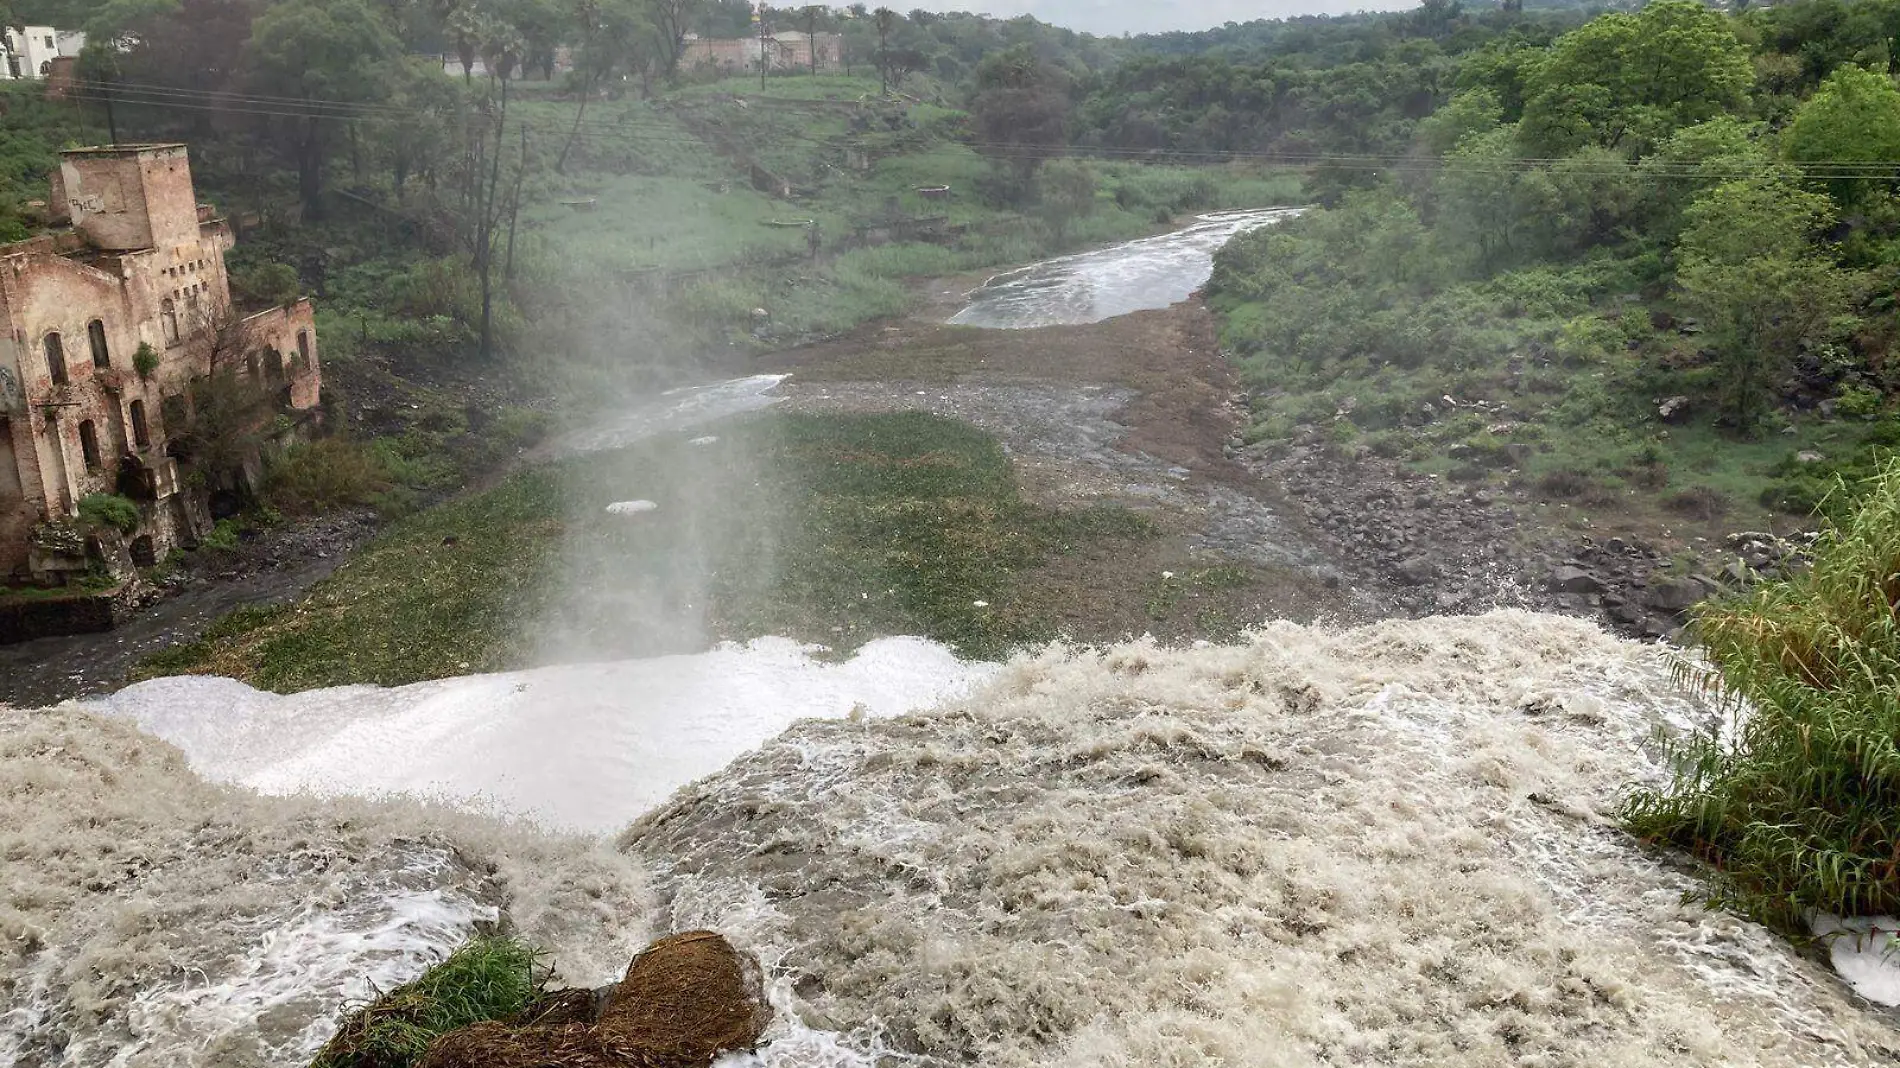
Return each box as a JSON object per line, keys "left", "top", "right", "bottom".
{"left": 806, "top": 5, "right": 818, "bottom": 75}
{"left": 874, "top": 8, "right": 892, "bottom": 96}
{"left": 757, "top": 2, "right": 768, "bottom": 91}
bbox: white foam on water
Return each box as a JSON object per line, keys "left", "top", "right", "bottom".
{"left": 16, "top": 611, "right": 1900, "bottom": 1067}
{"left": 552, "top": 374, "right": 789, "bottom": 456}
{"left": 110, "top": 853, "right": 496, "bottom": 1068}
{"left": 949, "top": 208, "right": 1301, "bottom": 329}
{"left": 626, "top": 612, "right": 1900, "bottom": 1067}
{"left": 90, "top": 635, "right": 997, "bottom": 835}
{"left": 606, "top": 499, "right": 659, "bottom": 515}
{"left": 1815, "top": 916, "right": 1900, "bottom": 1006}
{"left": 0, "top": 706, "right": 651, "bottom": 1068}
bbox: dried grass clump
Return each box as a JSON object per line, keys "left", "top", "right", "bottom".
{"left": 417, "top": 931, "right": 770, "bottom": 1068}
{"left": 1624, "top": 458, "right": 1900, "bottom": 930}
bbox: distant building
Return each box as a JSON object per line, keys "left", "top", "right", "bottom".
{"left": 0, "top": 145, "right": 321, "bottom": 583}
{"left": 683, "top": 31, "right": 843, "bottom": 74}
{"left": 1, "top": 26, "right": 61, "bottom": 79}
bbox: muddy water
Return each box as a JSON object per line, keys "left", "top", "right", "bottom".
{"left": 949, "top": 208, "right": 1300, "bottom": 329}
{"left": 14, "top": 613, "right": 1900, "bottom": 1067}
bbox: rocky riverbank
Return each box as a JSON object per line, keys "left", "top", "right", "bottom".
{"left": 1236, "top": 426, "right": 1812, "bottom": 641}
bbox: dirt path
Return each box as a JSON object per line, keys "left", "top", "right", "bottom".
{"left": 760, "top": 297, "right": 1404, "bottom": 642}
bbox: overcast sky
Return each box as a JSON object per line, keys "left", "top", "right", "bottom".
{"left": 938, "top": 0, "right": 1422, "bottom": 36}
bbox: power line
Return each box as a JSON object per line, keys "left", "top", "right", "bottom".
{"left": 62, "top": 80, "right": 1900, "bottom": 180}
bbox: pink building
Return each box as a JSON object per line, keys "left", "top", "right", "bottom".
{"left": 0, "top": 144, "right": 320, "bottom": 582}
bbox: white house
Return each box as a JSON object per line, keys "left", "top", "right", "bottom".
{"left": 2, "top": 26, "right": 64, "bottom": 79}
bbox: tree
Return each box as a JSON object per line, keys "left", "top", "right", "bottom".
{"left": 648, "top": 0, "right": 700, "bottom": 80}
{"left": 1636, "top": 116, "right": 1769, "bottom": 241}
{"left": 1519, "top": 0, "right": 1752, "bottom": 156}
{"left": 230, "top": 262, "right": 302, "bottom": 308}
{"left": 1434, "top": 126, "right": 1559, "bottom": 273}
{"left": 376, "top": 57, "right": 464, "bottom": 202}
{"left": 872, "top": 5, "right": 894, "bottom": 93}
{"left": 1783, "top": 63, "right": 1900, "bottom": 209}
{"left": 246, "top": 0, "right": 401, "bottom": 220}
{"left": 969, "top": 43, "right": 1072, "bottom": 199}
{"left": 1677, "top": 175, "right": 1861, "bottom": 430}
{"left": 1416, "top": 87, "right": 1501, "bottom": 155}
{"left": 1036, "top": 159, "right": 1096, "bottom": 244}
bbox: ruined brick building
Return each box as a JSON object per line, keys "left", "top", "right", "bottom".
{"left": 0, "top": 144, "right": 320, "bottom": 583}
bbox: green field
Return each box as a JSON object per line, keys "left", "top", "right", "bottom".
{"left": 141, "top": 412, "right": 1154, "bottom": 691}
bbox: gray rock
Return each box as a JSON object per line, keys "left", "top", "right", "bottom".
{"left": 1547, "top": 565, "right": 1603, "bottom": 594}
{"left": 1395, "top": 556, "right": 1439, "bottom": 585}
{"left": 1646, "top": 579, "right": 1706, "bottom": 613}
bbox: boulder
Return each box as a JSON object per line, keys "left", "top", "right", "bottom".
{"left": 1394, "top": 556, "right": 1439, "bottom": 586}
{"left": 418, "top": 932, "right": 771, "bottom": 1068}
{"left": 1547, "top": 566, "right": 1603, "bottom": 594}
{"left": 1645, "top": 579, "right": 1706, "bottom": 613}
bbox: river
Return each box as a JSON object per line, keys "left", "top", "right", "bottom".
{"left": 6, "top": 214, "right": 1900, "bottom": 1068}
{"left": 948, "top": 208, "right": 1300, "bottom": 329}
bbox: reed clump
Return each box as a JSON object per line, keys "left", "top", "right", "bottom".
{"left": 1623, "top": 458, "right": 1900, "bottom": 931}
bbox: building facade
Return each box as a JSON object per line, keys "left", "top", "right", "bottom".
{"left": 0, "top": 144, "right": 320, "bottom": 583}
{"left": 683, "top": 31, "right": 844, "bottom": 75}
{"left": 1, "top": 26, "right": 82, "bottom": 80}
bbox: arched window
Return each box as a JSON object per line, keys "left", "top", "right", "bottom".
{"left": 78, "top": 419, "right": 100, "bottom": 470}
{"left": 296, "top": 330, "right": 312, "bottom": 370}
{"left": 87, "top": 319, "right": 109, "bottom": 368}
{"left": 128, "top": 399, "right": 149, "bottom": 448}
{"left": 43, "top": 332, "right": 66, "bottom": 385}
{"left": 161, "top": 299, "right": 179, "bottom": 344}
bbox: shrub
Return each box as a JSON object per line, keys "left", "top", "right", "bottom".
{"left": 1663, "top": 485, "right": 1729, "bottom": 520}
{"left": 77, "top": 493, "right": 140, "bottom": 534}
{"left": 1624, "top": 456, "right": 1900, "bottom": 931}
{"left": 1536, "top": 468, "right": 1595, "bottom": 499}
{"left": 200, "top": 518, "right": 242, "bottom": 552}
{"left": 311, "top": 936, "right": 543, "bottom": 1068}
{"left": 1835, "top": 384, "right": 1882, "bottom": 420}
{"left": 232, "top": 262, "right": 302, "bottom": 308}
{"left": 133, "top": 343, "right": 160, "bottom": 380}
{"left": 264, "top": 438, "right": 393, "bottom": 516}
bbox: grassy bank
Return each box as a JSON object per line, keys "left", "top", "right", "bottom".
{"left": 1210, "top": 200, "right": 1894, "bottom": 544}
{"left": 1623, "top": 457, "right": 1900, "bottom": 932}
{"left": 140, "top": 412, "right": 1153, "bottom": 691}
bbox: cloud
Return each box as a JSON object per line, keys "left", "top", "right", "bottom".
{"left": 932, "top": 0, "right": 1421, "bottom": 36}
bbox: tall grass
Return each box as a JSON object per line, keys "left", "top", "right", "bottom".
{"left": 1622, "top": 458, "right": 1900, "bottom": 931}
{"left": 311, "top": 936, "right": 542, "bottom": 1068}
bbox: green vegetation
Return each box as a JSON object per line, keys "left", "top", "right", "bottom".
{"left": 131, "top": 343, "right": 160, "bottom": 381}
{"left": 312, "top": 936, "right": 542, "bottom": 1068}
{"left": 1201, "top": 0, "right": 1900, "bottom": 534}
{"left": 140, "top": 412, "right": 1153, "bottom": 690}
{"left": 1624, "top": 457, "right": 1900, "bottom": 932}
{"left": 76, "top": 493, "right": 140, "bottom": 535}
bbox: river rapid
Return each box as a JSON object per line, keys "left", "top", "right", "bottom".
{"left": 7, "top": 215, "right": 1900, "bottom": 1067}
{"left": 948, "top": 208, "right": 1300, "bottom": 329}
{"left": 8, "top": 613, "right": 1900, "bottom": 1066}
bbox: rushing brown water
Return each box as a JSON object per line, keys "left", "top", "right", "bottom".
{"left": 9, "top": 612, "right": 1899, "bottom": 1067}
